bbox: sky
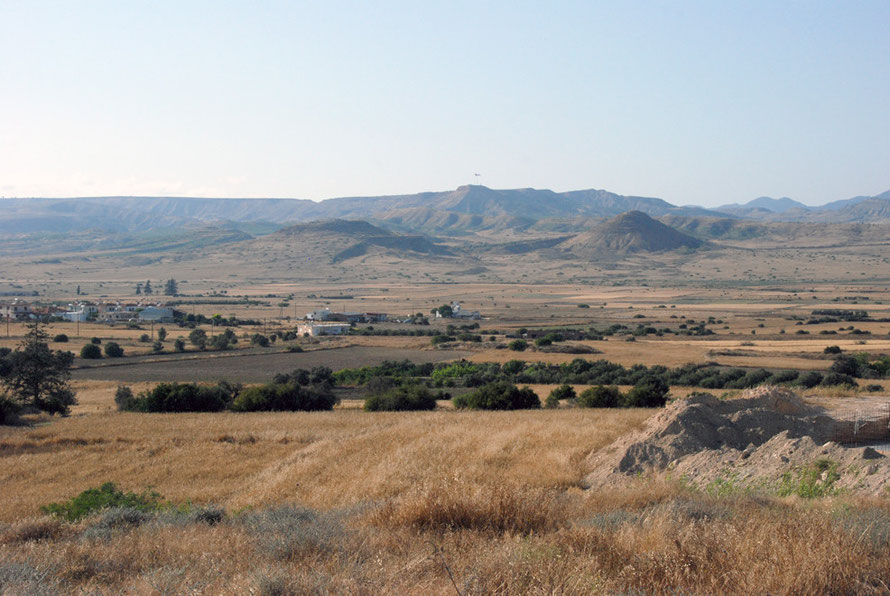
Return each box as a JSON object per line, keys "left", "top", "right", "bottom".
{"left": 1, "top": 1, "right": 888, "bottom": 207}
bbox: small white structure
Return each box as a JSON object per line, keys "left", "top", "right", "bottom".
{"left": 306, "top": 308, "right": 333, "bottom": 321}
{"left": 297, "top": 322, "right": 351, "bottom": 336}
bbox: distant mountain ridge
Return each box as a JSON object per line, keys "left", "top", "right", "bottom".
{"left": 715, "top": 189, "right": 890, "bottom": 221}
{"left": 2, "top": 185, "right": 889, "bottom": 237}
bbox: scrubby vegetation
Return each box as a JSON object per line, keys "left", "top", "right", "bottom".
{"left": 364, "top": 384, "right": 438, "bottom": 411}
{"left": 453, "top": 381, "right": 540, "bottom": 410}
{"left": 334, "top": 357, "right": 873, "bottom": 394}
{"left": 114, "top": 367, "right": 339, "bottom": 413}
{"left": 41, "top": 482, "right": 165, "bottom": 522}
{"left": 231, "top": 369, "right": 336, "bottom": 412}
{"left": 115, "top": 381, "right": 235, "bottom": 413}
{"left": 79, "top": 343, "right": 102, "bottom": 359}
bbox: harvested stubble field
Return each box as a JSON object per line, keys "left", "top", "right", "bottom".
{"left": 4, "top": 387, "right": 890, "bottom": 593}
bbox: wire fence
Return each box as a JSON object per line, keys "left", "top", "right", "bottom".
{"left": 830, "top": 403, "right": 890, "bottom": 445}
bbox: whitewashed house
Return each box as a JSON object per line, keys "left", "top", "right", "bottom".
{"left": 297, "top": 322, "right": 351, "bottom": 336}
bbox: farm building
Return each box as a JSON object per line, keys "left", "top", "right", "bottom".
{"left": 0, "top": 300, "right": 33, "bottom": 320}
{"left": 297, "top": 322, "right": 351, "bottom": 336}
{"left": 306, "top": 308, "right": 333, "bottom": 321}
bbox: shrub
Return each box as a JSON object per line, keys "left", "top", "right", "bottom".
{"left": 104, "top": 342, "right": 124, "bottom": 358}
{"left": 240, "top": 506, "right": 345, "bottom": 561}
{"left": 821, "top": 372, "right": 858, "bottom": 387}
{"left": 173, "top": 338, "right": 185, "bottom": 352}
{"left": 865, "top": 384, "right": 883, "bottom": 393}
{"left": 623, "top": 377, "right": 670, "bottom": 407}
{"left": 209, "top": 333, "right": 234, "bottom": 350}
{"left": 796, "top": 371, "right": 824, "bottom": 388}
{"left": 80, "top": 343, "right": 102, "bottom": 359}
{"left": 139, "top": 333, "right": 151, "bottom": 342}
{"left": 123, "top": 382, "right": 234, "bottom": 412}
{"left": 189, "top": 328, "right": 207, "bottom": 349}
{"left": 453, "top": 381, "right": 540, "bottom": 410}
{"left": 151, "top": 340, "right": 163, "bottom": 353}
{"left": 430, "top": 334, "right": 455, "bottom": 345}
{"left": 251, "top": 333, "right": 270, "bottom": 347}
{"left": 90, "top": 337, "right": 102, "bottom": 345}
{"left": 577, "top": 385, "right": 621, "bottom": 408}
{"left": 508, "top": 339, "right": 528, "bottom": 352}
{"left": 0, "top": 393, "right": 21, "bottom": 425}
{"left": 231, "top": 382, "right": 337, "bottom": 412}
{"left": 114, "top": 385, "right": 134, "bottom": 410}
{"left": 41, "top": 482, "right": 164, "bottom": 521}
{"left": 364, "top": 384, "right": 437, "bottom": 411}
{"left": 548, "top": 383, "right": 576, "bottom": 402}
{"left": 769, "top": 370, "right": 800, "bottom": 384}
{"left": 534, "top": 337, "right": 552, "bottom": 347}
{"left": 52, "top": 334, "right": 68, "bottom": 343}
{"left": 830, "top": 356, "right": 860, "bottom": 377}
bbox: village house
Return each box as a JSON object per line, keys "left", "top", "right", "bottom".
{"left": 0, "top": 300, "right": 33, "bottom": 320}
{"left": 296, "top": 322, "right": 351, "bottom": 336}
{"left": 436, "top": 301, "right": 482, "bottom": 320}
{"left": 61, "top": 302, "right": 98, "bottom": 322}
{"left": 306, "top": 308, "right": 333, "bottom": 321}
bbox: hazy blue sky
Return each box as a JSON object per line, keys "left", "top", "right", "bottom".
{"left": 1, "top": 1, "right": 888, "bottom": 206}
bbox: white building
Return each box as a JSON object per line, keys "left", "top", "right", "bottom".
{"left": 297, "top": 322, "right": 351, "bottom": 336}
{"left": 60, "top": 302, "right": 97, "bottom": 322}
{"left": 306, "top": 308, "right": 333, "bottom": 321}
{"left": 0, "top": 300, "right": 32, "bottom": 320}
{"left": 437, "top": 301, "right": 481, "bottom": 320}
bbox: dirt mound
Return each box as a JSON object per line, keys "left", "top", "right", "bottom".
{"left": 584, "top": 386, "right": 890, "bottom": 494}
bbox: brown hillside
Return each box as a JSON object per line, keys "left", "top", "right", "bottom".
{"left": 562, "top": 210, "right": 704, "bottom": 255}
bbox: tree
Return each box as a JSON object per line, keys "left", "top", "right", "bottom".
{"left": 436, "top": 304, "right": 453, "bottom": 318}
{"left": 143, "top": 280, "right": 153, "bottom": 295}
{"left": 157, "top": 327, "right": 167, "bottom": 342}
{"left": 164, "top": 279, "right": 178, "bottom": 296}
{"left": 1, "top": 321, "right": 77, "bottom": 416}
{"left": 188, "top": 329, "right": 207, "bottom": 350}
{"left": 135, "top": 283, "right": 142, "bottom": 295}
{"left": 104, "top": 342, "right": 124, "bottom": 358}
{"left": 80, "top": 344, "right": 102, "bottom": 359}
{"left": 76, "top": 285, "right": 81, "bottom": 296}
{"left": 173, "top": 338, "right": 186, "bottom": 352}
{"left": 452, "top": 381, "right": 540, "bottom": 410}
{"left": 577, "top": 385, "right": 621, "bottom": 408}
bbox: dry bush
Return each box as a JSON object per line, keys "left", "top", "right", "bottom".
{"left": 370, "top": 481, "right": 568, "bottom": 534}
{"left": 0, "top": 517, "right": 68, "bottom": 544}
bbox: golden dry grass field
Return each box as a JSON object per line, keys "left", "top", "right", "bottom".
{"left": 2, "top": 278, "right": 890, "bottom": 593}
{"left": 4, "top": 387, "right": 890, "bottom": 594}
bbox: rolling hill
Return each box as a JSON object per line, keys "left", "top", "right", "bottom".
{"left": 561, "top": 211, "right": 705, "bottom": 256}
